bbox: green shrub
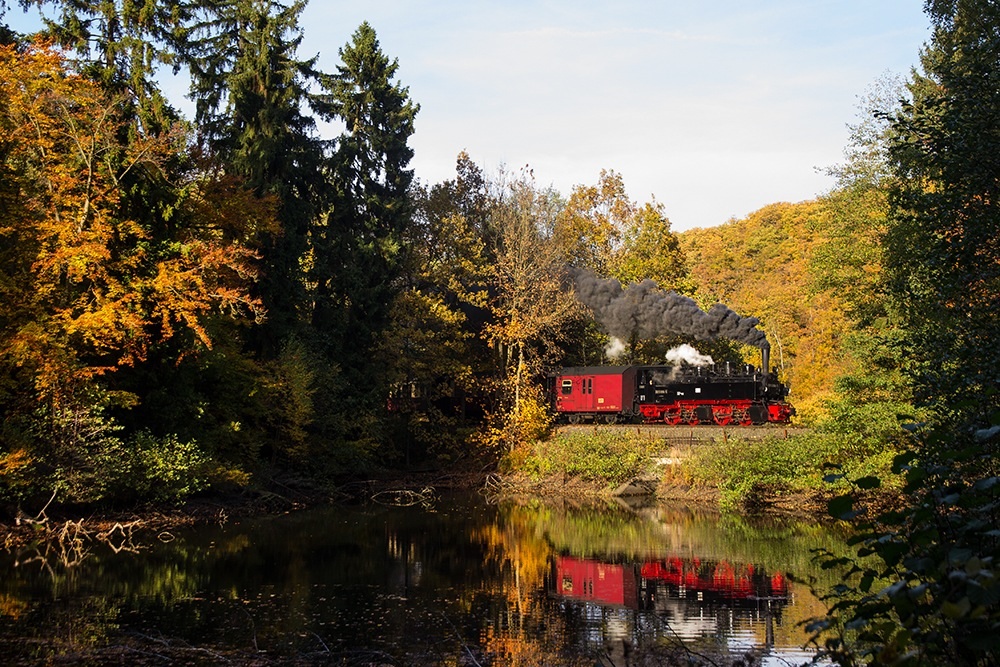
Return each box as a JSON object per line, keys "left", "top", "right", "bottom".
{"left": 512, "top": 429, "right": 662, "bottom": 488}
{"left": 686, "top": 434, "right": 838, "bottom": 510}
{"left": 685, "top": 431, "right": 906, "bottom": 511}
{"left": 28, "top": 392, "right": 127, "bottom": 505}
{"left": 811, "top": 423, "right": 1000, "bottom": 666}
{"left": 96, "top": 432, "right": 209, "bottom": 505}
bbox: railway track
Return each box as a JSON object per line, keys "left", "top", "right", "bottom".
{"left": 556, "top": 423, "right": 807, "bottom": 444}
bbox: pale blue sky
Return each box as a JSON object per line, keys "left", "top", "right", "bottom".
{"left": 4, "top": 1, "right": 931, "bottom": 230}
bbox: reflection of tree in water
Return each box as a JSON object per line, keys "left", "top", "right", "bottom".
{"left": 470, "top": 500, "right": 595, "bottom": 666}
{"left": 0, "top": 518, "right": 243, "bottom": 663}
{"left": 1, "top": 518, "right": 148, "bottom": 660}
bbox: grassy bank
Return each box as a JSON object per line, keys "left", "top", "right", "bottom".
{"left": 502, "top": 427, "right": 665, "bottom": 489}
{"left": 503, "top": 425, "right": 904, "bottom": 513}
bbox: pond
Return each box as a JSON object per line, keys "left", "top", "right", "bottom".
{"left": 0, "top": 492, "right": 844, "bottom": 665}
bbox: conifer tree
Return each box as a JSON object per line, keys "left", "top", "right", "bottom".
{"left": 19, "top": 0, "right": 184, "bottom": 131}
{"left": 312, "top": 22, "right": 418, "bottom": 392}
{"left": 183, "top": 0, "right": 332, "bottom": 355}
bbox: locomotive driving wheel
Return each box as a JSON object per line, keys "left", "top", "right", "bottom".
{"left": 733, "top": 408, "right": 753, "bottom": 426}
{"left": 712, "top": 406, "right": 733, "bottom": 426}
{"left": 664, "top": 409, "right": 683, "bottom": 425}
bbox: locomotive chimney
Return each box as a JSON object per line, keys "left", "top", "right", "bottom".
{"left": 761, "top": 342, "right": 770, "bottom": 389}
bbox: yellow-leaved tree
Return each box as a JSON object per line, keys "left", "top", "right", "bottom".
{"left": 483, "top": 172, "right": 580, "bottom": 453}
{"left": 610, "top": 200, "right": 690, "bottom": 292}
{"left": 550, "top": 169, "right": 633, "bottom": 274}
{"left": 680, "top": 201, "right": 850, "bottom": 423}
{"left": 0, "top": 41, "right": 270, "bottom": 504}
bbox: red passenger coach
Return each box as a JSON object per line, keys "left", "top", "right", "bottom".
{"left": 552, "top": 367, "right": 636, "bottom": 424}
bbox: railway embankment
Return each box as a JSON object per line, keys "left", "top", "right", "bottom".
{"left": 556, "top": 423, "right": 805, "bottom": 446}
{"left": 503, "top": 423, "right": 826, "bottom": 515}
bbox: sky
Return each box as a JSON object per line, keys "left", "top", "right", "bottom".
{"left": 3, "top": 1, "right": 932, "bottom": 231}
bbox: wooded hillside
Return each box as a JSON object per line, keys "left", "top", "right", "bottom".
{"left": 680, "top": 200, "right": 853, "bottom": 422}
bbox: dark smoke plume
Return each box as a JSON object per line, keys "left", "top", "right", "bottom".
{"left": 569, "top": 267, "right": 769, "bottom": 349}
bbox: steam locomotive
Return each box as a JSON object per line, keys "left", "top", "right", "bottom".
{"left": 548, "top": 349, "right": 794, "bottom": 426}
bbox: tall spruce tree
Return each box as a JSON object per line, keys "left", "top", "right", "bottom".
{"left": 183, "top": 0, "right": 332, "bottom": 355}
{"left": 19, "top": 0, "right": 184, "bottom": 131}
{"left": 311, "top": 22, "right": 418, "bottom": 397}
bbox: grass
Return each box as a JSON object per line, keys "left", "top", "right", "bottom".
{"left": 502, "top": 425, "right": 907, "bottom": 513}
{"left": 684, "top": 431, "right": 906, "bottom": 511}
{"left": 505, "top": 427, "right": 664, "bottom": 489}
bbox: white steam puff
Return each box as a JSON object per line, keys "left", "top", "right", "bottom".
{"left": 604, "top": 336, "right": 628, "bottom": 360}
{"left": 665, "top": 344, "right": 714, "bottom": 367}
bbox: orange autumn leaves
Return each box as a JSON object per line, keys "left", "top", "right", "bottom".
{"left": 0, "top": 41, "right": 270, "bottom": 404}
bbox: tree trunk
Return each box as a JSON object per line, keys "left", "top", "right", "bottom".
{"left": 514, "top": 340, "right": 524, "bottom": 417}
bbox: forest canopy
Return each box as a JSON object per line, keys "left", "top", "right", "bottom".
{"left": 0, "top": 1, "right": 918, "bottom": 493}
{"left": 0, "top": 0, "right": 994, "bottom": 526}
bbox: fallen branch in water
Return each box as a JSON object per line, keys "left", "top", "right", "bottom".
{"left": 370, "top": 486, "right": 436, "bottom": 507}
{"left": 11, "top": 517, "right": 147, "bottom": 573}
{"left": 15, "top": 488, "right": 59, "bottom": 526}
{"left": 97, "top": 521, "right": 144, "bottom": 554}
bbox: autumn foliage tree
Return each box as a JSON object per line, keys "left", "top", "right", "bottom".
{"left": 0, "top": 42, "right": 267, "bottom": 505}
{"left": 483, "top": 172, "right": 579, "bottom": 452}
{"left": 611, "top": 200, "right": 689, "bottom": 291}
{"left": 551, "top": 170, "right": 633, "bottom": 274}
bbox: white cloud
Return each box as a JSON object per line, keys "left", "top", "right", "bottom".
{"left": 364, "top": 2, "right": 929, "bottom": 229}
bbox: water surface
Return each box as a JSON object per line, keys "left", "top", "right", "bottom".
{"left": 0, "top": 493, "right": 843, "bottom": 665}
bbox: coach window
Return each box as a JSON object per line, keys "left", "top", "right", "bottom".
{"left": 561, "top": 379, "right": 573, "bottom": 395}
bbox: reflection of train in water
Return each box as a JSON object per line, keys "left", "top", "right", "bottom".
{"left": 554, "top": 557, "right": 640, "bottom": 608}
{"left": 641, "top": 557, "right": 787, "bottom": 602}
{"left": 550, "top": 554, "right": 790, "bottom": 650}
{"left": 553, "top": 555, "right": 788, "bottom": 609}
